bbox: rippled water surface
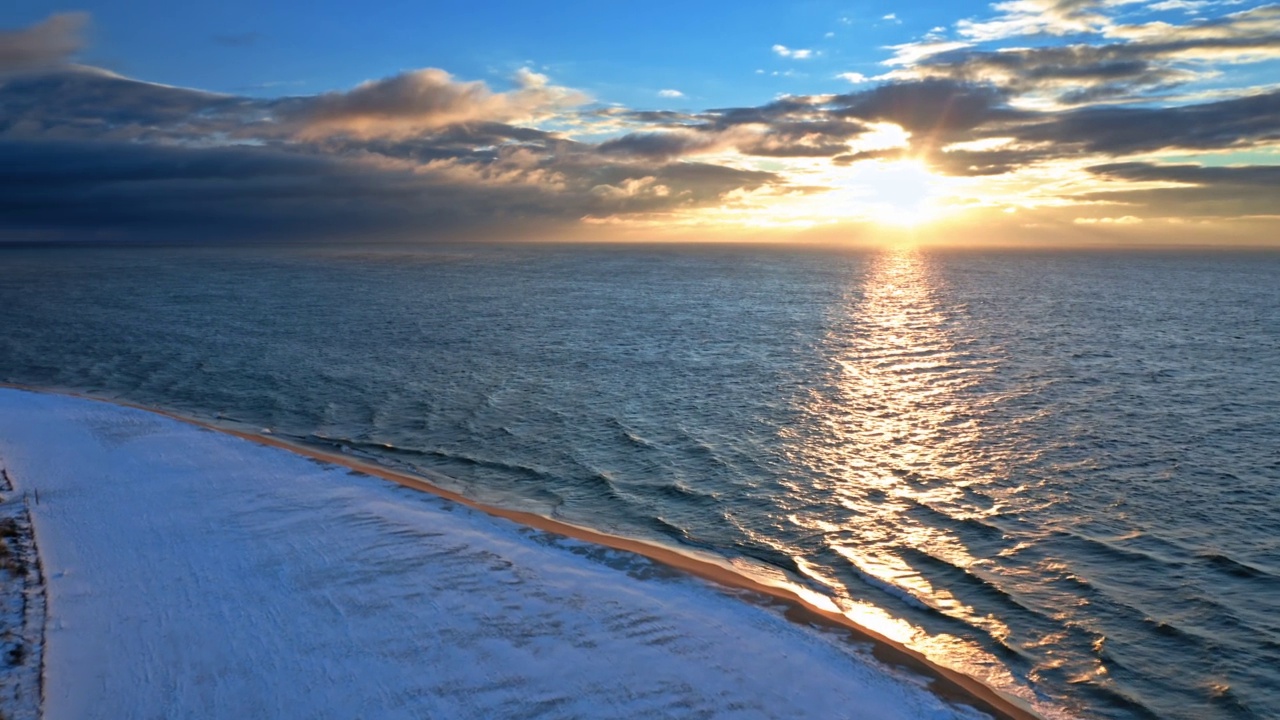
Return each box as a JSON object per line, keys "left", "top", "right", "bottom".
{"left": 3, "top": 244, "right": 1278, "bottom": 719}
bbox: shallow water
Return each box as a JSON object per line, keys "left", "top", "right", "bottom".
{"left": 2, "top": 243, "right": 1278, "bottom": 719}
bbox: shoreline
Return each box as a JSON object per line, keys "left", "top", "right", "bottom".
{"left": 2, "top": 383, "right": 1044, "bottom": 720}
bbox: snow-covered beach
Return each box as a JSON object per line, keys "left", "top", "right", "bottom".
{"left": 0, "top": 387, "right": 1032, "bottom": 719}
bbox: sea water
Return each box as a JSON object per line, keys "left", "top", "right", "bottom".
{"left": 2, "top": 243, "right": 1277, "bottom": 719}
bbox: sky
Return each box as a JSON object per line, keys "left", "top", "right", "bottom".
{"left": 1, "top": 0, "right": 1278, "bottom": 246}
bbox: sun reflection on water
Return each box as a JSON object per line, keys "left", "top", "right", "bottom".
{"left": 778, "top": 246, "right": 1020, "bottom": 687}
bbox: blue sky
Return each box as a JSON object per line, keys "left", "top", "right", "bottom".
{"left": 7, "top": 0, "right": 975, "bottom": 104}
{"left": 2, "top": 1, "right": 1279, "bottom": 245}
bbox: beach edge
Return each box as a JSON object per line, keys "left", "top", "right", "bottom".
{"left": 1, "top": 383, "right": 1045, "bottom": 720}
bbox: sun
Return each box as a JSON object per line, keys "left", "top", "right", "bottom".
{"left": 848, "top": 159, "right": 945, "bottom": 227}
{"left": 637, "top": 155, "right": 961, "bottom": 234}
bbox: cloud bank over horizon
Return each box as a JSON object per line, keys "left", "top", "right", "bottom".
{"left": 1, "top": 2, "right": 1278, "bottom": 246}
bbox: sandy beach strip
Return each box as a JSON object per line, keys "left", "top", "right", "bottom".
{"left": 0, "top": 386, "right": 1044, "bottom": 719}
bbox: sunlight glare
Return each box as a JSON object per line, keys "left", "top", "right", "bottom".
{"left": 847, "top": 159, "right": 943, "bottom": 227}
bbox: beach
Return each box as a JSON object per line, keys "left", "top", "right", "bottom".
{"left": 0, "top": 387, "right": 1038, "bottom": 719}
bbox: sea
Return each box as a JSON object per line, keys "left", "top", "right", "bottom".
{"left": 1, "top": 243, "right": 1277, "bottom": 720}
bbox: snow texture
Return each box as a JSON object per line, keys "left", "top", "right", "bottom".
{"left": 0, "top": 388, "right": 987, "bottom": 719}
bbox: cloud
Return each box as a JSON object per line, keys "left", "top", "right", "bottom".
{"left": 277, "top": 67, "right": 588, "bottom": 139}
{"left": 703, "top": 96, "right": 824, "bottom": 128}
{"left": 589, "top": 176, "right": 670, "bottom": 200}
{"left": 824, "top": 83, "right": 1280, "bottom": 175}
{"left": 595, "top": 123, "right": 862, "bottom": 161}
{"left": 0, "top": 12, "right": 88, "bottom": 72}
{"left": 736, "top": 124, "right": 863, "bottom": 157}
{"left": 887, "top": 44, "right": 1192, "bottom": 103}
{"left": 597, "top": 130, "right": 729, "bottom": 160}
{"left": 1080, "top": 161, "right": 1280, "bottom": 217}
{"left": 0, "top": 65, "right": 250, "bottom": 142}
{"left": 884, "top": 41, "right": 972, "bottom": 67}
{"left": 1145, "top": 0, "right": 1210, "bottom": 11}
{"left": 3, "top": 7, "right": 1278, "bottom": 244}
{"left": 8, "top": 37, "right": 1276, "bottom": 241}
{"left": 0, "top": 60, "right": 785, "bottom": 241}
{"left": 1074, "top": 215, "right": 1142, "bottom": 224}
{"left": 0, "top": 139, "right": 415, "bottom": 239}
{"left": 831, "top": 79, "right": 1016, "bottom": 138}
{"left": 956, "top": 0, "right": 1120, "bottom": 42}
{"left": 1087, "top": 161, "right": 1280, "bottom": 186}
{"left": 889, "top": 5, "right": 1280, "bottom": 105}
{"left": 1013, "top": 89, "right": 1280, "bottom": 154}
{"left": 600, "top": 96, "right": 873, "bottom": 160}
{"left": 1107, "top": 4, "right": 1280, "bottom": 47}
{"left": 645, "top": 70, "right": 1280, "bottom": 182}
{"left": 0, "top": 136, "right": 785, "bottom": 241}
{"left": 772, "top": 45, "right": 814, "bottom": 59}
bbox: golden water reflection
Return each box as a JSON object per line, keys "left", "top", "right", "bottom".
{"left": 780, "top": 246, "right": 1017, "bottom": 688}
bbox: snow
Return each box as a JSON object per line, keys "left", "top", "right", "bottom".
{"left": 0, "top": 388, "right": 988, "bottom": 719}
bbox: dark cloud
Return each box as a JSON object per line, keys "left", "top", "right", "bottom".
{"left": 704, "top": 97, "right": 820, "bottom": 128}
{"left": 1087, "top": 161, "right": 1280, "bottom": 186}
{"left": 736, "top": 118, "right": 868, "bottom": 157}
{"left": 831, "top": 80, "right": 1017, "bottom": 140}
{"left": 0, "top": 12, "right": 87, "bottom": 72}
{"left": 601, "top": 95, "right": 871, "bottom": 160}
{"left": 600, "top": 99, "right": 845, "bottom": 160}
{"left": 929, "top": 149, "right": 1049, "bottom": 176}
{"left": 0, "top": 133, "right": 782, "bottom": 242}
{"left": 896, "top": 90, "right": 1280, "bottom": 176}
{"left": 1014, "top": 90, "right": 1280, "bottom": 155}
{"left": 0, "top": 66, "right": 252, "bottom": 141}
{"left": 0, "top": 57, "right": 778, "bottom": 241}
{"left": 597, "top": 131, "right": 723, "bottom": 160}
{"left": 322, "top": 123, "right": 580, "bottom": 165}
{"left": 736, "top": 140, "right": 852, "bottom": 157}
{"left": 598, "top": 116, "right": 868, "bottom": 160}
{"left": 1080, "top": 161, "right": 1280, "bottom": 217}
{"left": 610, "top": 109, "right": 698, "bottom": 126}
{"left": 902, "top": 44, "right": 1190, "bottom": 103}
{"left": 0, "top": 140, "right": 417, "bottom": 239}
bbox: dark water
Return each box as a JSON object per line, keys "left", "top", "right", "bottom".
{"left": 2, "top": 244, "right": 1278, "bottom": 719}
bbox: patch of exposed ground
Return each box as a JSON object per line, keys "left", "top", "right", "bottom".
{"left": 0, "top": 466, "right": 44, "bottom": 720}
